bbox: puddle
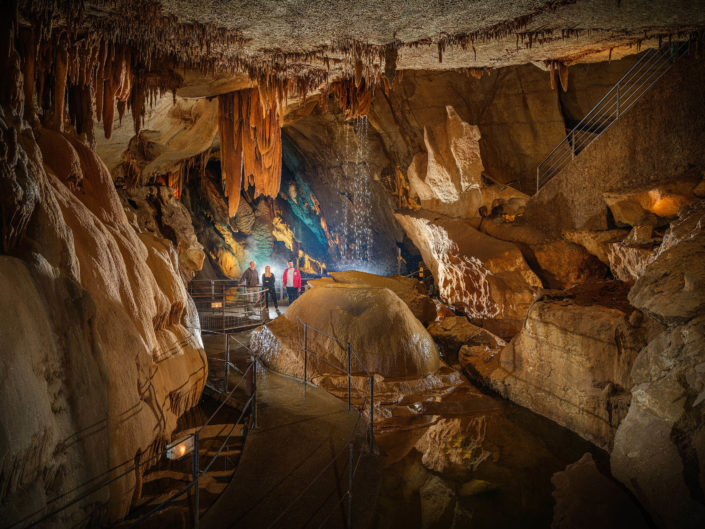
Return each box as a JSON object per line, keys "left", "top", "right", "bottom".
{"left": 373, "top": 384, "right": 606, "bottom": 529}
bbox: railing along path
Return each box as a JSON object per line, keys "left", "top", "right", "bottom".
{"left": 535, "top": 41, "right": 690, "bottom": 194}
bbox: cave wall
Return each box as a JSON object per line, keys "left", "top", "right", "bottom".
{"left": 369, "top": 64, "right": 568, "bottom": 195}
{"left": 0, "top": 108, "right": 206, "bottom": 525}
{"left": 283, "top": 110, "right": 405, "bottom": 274}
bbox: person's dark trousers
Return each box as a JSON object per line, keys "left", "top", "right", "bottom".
{"left": 266, "top": 287, "right": 278, "bottom": 309}
{"left": 286, "top": 287, "right": 299, "bottom": 304}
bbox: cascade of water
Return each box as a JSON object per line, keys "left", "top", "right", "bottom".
{"left": 336, "top": 116, "right": 373, "bottom": 267}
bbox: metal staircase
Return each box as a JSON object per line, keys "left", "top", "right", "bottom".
{"left": 535, "top": 41, "right": 690, "bottom": 195}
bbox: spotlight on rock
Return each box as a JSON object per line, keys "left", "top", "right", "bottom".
{"left": 166, "top": 435, "right": 195, "bottom": 460}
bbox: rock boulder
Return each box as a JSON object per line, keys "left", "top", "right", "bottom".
{"left": 309, "top": 271, "right": 437, "bottom": 325}
{"left": 251, "top": 283, "right": 441, "bottom": 379}
{"left": 395, "top": 212, "right": 541, "bottom": 338}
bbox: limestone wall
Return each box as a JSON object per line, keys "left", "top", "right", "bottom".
{"left": 0, "top": 110, "right": 206, "bottom": 526}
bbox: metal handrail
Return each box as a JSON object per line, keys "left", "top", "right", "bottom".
{"left": 295, "top": 317, "right": 376, "bottom": 454}
{"left": 12, "top": 331, "right": 259, "bottom": 529}
{"left": 535, "top": 41, "right": 689, "bottom": 194}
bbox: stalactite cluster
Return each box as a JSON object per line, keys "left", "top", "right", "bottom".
{"left": 218, "top": 88, "right": 282, "bottom": 218}
{"left": 330, "top": 76, "right": 376, "bottom": 120}
{"left": 25, "top": 25, "right": 182, "bottom": 146}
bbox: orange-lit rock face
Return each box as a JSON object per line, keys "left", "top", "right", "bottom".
{"left": 396, "top": 212, "right": 540, "bottom": 337}
{"left": 3, "top": 125, "right": 207, "bottom": 523}
{"left": 252, "top": 283, "right": 441, "bottom": 380}
{"left": 603, "top": 181, "right": 701, "bottom": 227}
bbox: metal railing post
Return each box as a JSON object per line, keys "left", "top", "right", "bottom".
{"left": 369, "top": 375, "right": 374, "bottom": 453}
{"left": 616, "top": 83, "right": 620, "bottom": 118}
{"left": 221, "top": 290, "right": 226, "bottom": 332}
{"left": 303, "top": 323, "right": 308, "bottom": 384}
{"left": 347, "top": 443, "right": 353, "bottom": 529}
{"left": 347, "top": 343, "right": 352, "bottom": 411}
{"left": 193, "top": 431, "right": 200, "bottom": 529}
{"left": 225, "top": 334, "right": 230, "bottom": 394}
{"left": 252, "top": 357, "right": 258, "bottom": 429}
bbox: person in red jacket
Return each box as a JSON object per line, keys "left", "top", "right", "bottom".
{"left": 282, "top": 260, "right": 301, "bottom": 304}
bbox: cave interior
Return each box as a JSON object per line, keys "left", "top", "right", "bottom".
{"left": 1, "top": 1, "right": 705, "bottom": 529}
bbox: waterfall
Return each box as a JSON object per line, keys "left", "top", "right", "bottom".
{"left": 337, "top": 116, "right": 374, "bottom": 268}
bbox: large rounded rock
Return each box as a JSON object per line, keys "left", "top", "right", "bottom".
{"left": 251, "top": 284, "right": 441, "bottom": 379}
{"left": 309, "top": 271, "right": 437, "bottom": 325}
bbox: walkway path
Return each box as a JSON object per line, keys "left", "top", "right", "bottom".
{"left": 200, "top": 330, "right": 380, "bottom": 529}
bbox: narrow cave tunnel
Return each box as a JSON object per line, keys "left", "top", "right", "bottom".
{"left": 2, "top": 2, "right": 705, "bottom": 529}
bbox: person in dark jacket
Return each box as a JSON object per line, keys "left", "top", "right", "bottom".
{"left": 240, "top": 261, "right": 259, "bottom": 287}
{"left": 262, "top": 265, "right": 279, "bottom": 312}
{"left": 240, "top": 261, "right": 260, "bottom": 307}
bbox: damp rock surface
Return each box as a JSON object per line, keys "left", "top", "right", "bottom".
{"left": 251, "top": 280, "right": 441, "bottom": 379}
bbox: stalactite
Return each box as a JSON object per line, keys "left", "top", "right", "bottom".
{"left": 558, "top": 62, "right": 569, "bottom": 91}
{"left": 50, "top": 35, "right": 68, "bottom": 131}
{"left": 218, "top": 92, "right": 243, "bottom": 217}
{"left": 330, "top": 76, "right": 375, "bottom": 120}
{"left": 217, "top": 88, "right": 282, "bottom": 217}
{"left": 102, "top": 66, "right": 115, "bottom": 138}
{"left": 19, "top": 28, "right": 37, "bottom": 121}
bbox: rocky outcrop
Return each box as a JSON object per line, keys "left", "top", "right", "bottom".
{"left": 251, "top": 281, "right": 441, "bottom": 379}
{"left": 460, "top": 281, "right": 654, "bottom": 449}
{"left": 531, "top": 239, "right": 610, "bottom": 289}
{"left": 603, "top": 180, "right": 701, "bottom": 228}
{"left": 611, "top": 201, "right": 705, "bottom": 529}
{"left": 427, "top": 316, "right": 505, "bottom": 365}
{"left": 396, "top": 212, "right": 541, "bottom": 338}
{"left": 96, "top": 93, "right": 218, "bottom": 186}
{"left": 120, "top": 185, "right": 205, "bottom": 282}
{"left": 606, "top": 242, "right": 657, "bottom": 282}
{"left": 415, "top": 417, "right": 491, "bottom": 475}
{"left": 0, "top": 114, "right": 206, "bottom": 526}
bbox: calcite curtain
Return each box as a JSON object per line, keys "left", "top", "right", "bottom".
{"left": 218, "top": 88, "right": 282, "bottom": 218}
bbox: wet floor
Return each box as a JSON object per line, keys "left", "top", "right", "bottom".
{"left": 373, "top": 381, "right": 607, "bottom": 529}
{"left": 201, "top": 323, "right": 609, "bottom": 529}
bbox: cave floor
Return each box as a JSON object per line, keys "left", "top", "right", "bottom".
{"left": 200, "top": 329, "right": 380, "bottom": 529}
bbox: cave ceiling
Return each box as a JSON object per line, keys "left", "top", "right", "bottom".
{"left": 22, "top": 0, "right": 705, "bottom": 99}
{"left": 160, "top": 0, "right": 705, "bottom": 69}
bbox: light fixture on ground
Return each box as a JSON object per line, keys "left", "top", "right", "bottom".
{"left": 166, "top": 434, "right": 196, "bottom": 460}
